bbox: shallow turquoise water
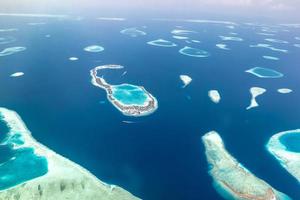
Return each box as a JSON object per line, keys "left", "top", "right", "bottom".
{"left": 248, "top": 67, "right": 283, "bottom": 78}
{"left": 280, "top": 131, "right": 300, "bottom": 152}
{"left": 0, "top": 115, "right": 48, "bottom": 190}
{"left": 111, "top": 84, "right": 148, "bottom": 105}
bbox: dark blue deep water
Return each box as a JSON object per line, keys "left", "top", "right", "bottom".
{"left": 0, "top": 16, "right": 300, "bottom": 199}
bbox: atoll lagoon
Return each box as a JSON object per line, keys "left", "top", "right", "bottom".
{"left": 202, "top": 131, "right": 291, "bottom": 200}
{"left": 246, "top": 67, "right": 284, "bottom": 78}
{"left": 267, "top": 129, "right": 300, "bottom": 182}
{"left": 179, "top": 46, "right": 210, "bottom": 57}
{"left": 0, "top": 108, "right": 139, "bottom": 200}
{"left": 90, "top": 65, "right": 158, "bottom": 116}
{"left": 120, "top": 27, "right": 146, "bottom": 37}
{"left": 147, "top": 39, "right": 177, "bottom": 47}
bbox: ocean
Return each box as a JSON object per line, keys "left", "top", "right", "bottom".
{"left": 0, "top": 16, "right": 300, "bottom": 199}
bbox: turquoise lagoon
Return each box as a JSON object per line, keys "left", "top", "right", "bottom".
{"left": 111, "top": 84, "right": 148, "bottom": 106}
{"left": 279, "top": 131, "right": 300, "bottom": 152}
{"left": 246, "top": 67, "right": 283, "bottom": 78}
{"left": 0, "top": 112, "right": 48, "bottom": 190}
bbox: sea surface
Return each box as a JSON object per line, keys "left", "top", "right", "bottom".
{"left": 0, "top": 16, "right": 300, "bottom": 199}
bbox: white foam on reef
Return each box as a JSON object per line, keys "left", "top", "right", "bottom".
{"left": 120, "top": 28, "right": 146, "bottom": 37}
{"left": 97, "top": 17, "right": 126, "bottom": 21}
{"left": 179, "top": 46, "right": 210, "bottom": 58}
{"left": 263, "top": 55, "right": 279, "bottom": 60}
{"left": 147, "top": 39, "right": 177, "bottom": 47}
{"left": 0, "top": 13, "right": 68, "bottom": 18}
{"left": 246, "top": 87, "right": 266, "bottom": 110}
{"left": 10, "top": 72, "right": 24, "bottom": 77}
{"left": 208, "top": 90, "right": 221, "bottom": 103}
{"left": 219, "top": 36, "right": 243, "bottom": 41}
{"left": 265, "top": 38, "right": 289, "bottom": 44}
{"left": 84, "top": 45, "right": 104, "bottom": 52}
{"left": 216, "top": 43, "right": 230, "bottom": 50}
{"left": 294, "top": 44, "right": 300, "bottom": 48}
{"left": 295, "top": 37, "right": 300, "bottom": 41}
{"left": 0, "top": 47, "right": 26, "bottom": 57}
{"left": 0, "top": 108, "right": 139, "bottom": 199}
{"left": 202, "top": 131, "right": 291, "bottom": 200}
{"left": 69, "top": 57, "right": 79, "bottom": 61}
{"left": 267, "top": 129, "right": 300, "bottom": 182}
{"left": 179, "top": 75, "right": 192, "bottom": 88}
{"left": 245, "top": 67, "right": 283, "bottom": 78}
{"left": 277, "top": 88, "right": 293, "bottom": 94}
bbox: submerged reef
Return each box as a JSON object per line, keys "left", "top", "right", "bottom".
{"left": 202, "top": 131, "right": 291, "bottom": 200}
{"left": 84, "top": 45, "right": 104, "bottom": 52}
{"left": 267, "top": 129, "right": 300, "bottom": 182}
{"left": 245, "top": 67, "right": 283, "bottom": 78}
{"left": 0, "top": 47, "right": 26, "bottom": 57}
{"left": 120, "top": 28, "right": 146, "bottom": 37}
{"left": 0, "top": 108, "right": 139, "bottom": 200}
{"left": 179, "top": 46, "right": 210, "bottom": 57}
{"left": 90, "top": 65, "right": 158, "bottom": 116}
{"left": 147, "top": 39, "right": 177, "bottom": 47}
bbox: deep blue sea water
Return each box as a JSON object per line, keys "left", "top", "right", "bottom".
{"left": 0, "top": 16, "right": 300, "bottom": 199}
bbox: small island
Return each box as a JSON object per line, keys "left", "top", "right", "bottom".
{"left": 0, "top": 107, "right": 139, "bottom": 200}
{"left": 208, "top": 90, "right": 221, "bottom": 104}
{"left": 267, "top": 129, "right": 300, "bottom": 182}
{"left": 202, "top": 131, "right": 291, "bottom": 200}
{"left": 247, "top": 87, "right": 266, "bottom": 110}
{"left": 90, "top": 65, "right": 158, "bottom": 117}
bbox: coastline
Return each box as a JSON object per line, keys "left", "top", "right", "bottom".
{"left": 0, "top": 107, "right": 140, "bottom": 200}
